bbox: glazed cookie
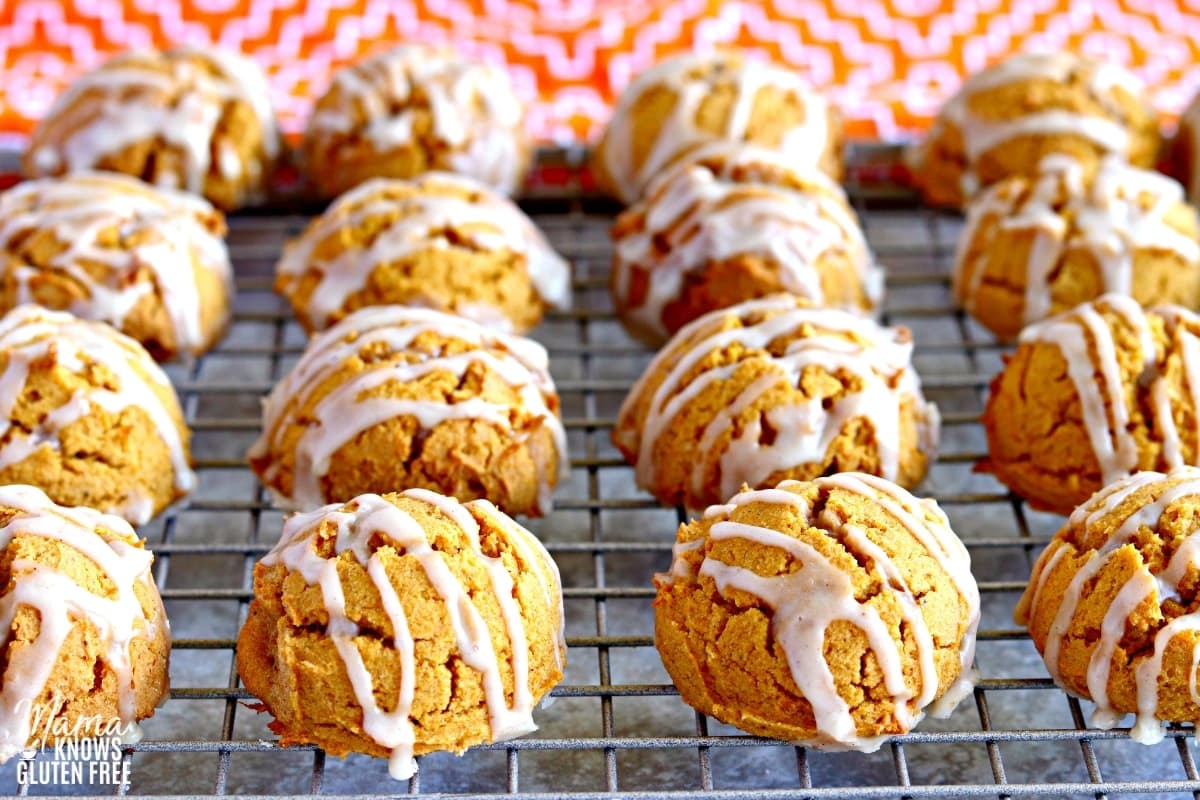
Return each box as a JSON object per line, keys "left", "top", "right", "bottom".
{"left": 656, "top": 474, "right": 979, "bottom": 749}
{"left": 237, "top": 489, "right": 565, "bottom": 778}
{"left": 955, "top": 156, "right": 1200, "bottom": 341}
{"left": 613, "top": 295, "right": 938, "bottom": 512}
{"left": 25, "top": 47, "right": 280, "bottom": 211}
{"left": 275, "top": 174, "right": 570, "bottom": 335}
{"left": 248, "top": 305, "right": 567, "bottom": 516}
{"left": 0, "top": 171, "right": 234, "bottom": 360}
{"left": 0, "top": 484, "right": 170, "bottom": 762}
{"left": 303, "top": 45, "right": 529, "bottom": 198}
{"left": 593, "top": 51, "right": 841, "bottom": 203}
{"left": 982, "top": 294, "right": 1200, "bottom": 515}
{"left": 1017, "top": 466, "right": 1200, "bottom": 743}
{"left": 0, "top": 305, "right": 195, "bottom": 525}
{"left": 909, "top": 52, "right": 1158, "bottom": 208}
{"left": 610, "top": 142, "right": 880, "bottom": 344}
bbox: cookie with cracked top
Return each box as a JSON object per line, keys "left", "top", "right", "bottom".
{"left": 981, "top": 294, "right": 1200, "bottom": 515}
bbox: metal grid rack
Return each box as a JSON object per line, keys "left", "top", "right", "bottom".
{"left": 8, "top": 146, "right": 1200, "bottom": 799}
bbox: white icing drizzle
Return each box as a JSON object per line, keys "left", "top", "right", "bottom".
{"left": 1016, "top": 467, "right": 1200, "bottom": 743}
{"left": 28, "top": 47, "right": 278, "bottom": 201}
{"left": 1016, "top": 295, "right": 1200, "bottom": 485}
{"left": 1018, "top": 298, "right": 1200, "bottom": 481}
{"left": 0, "top": 171, "right": 233, "bottom": 357}
{"left": 467, "top": 496, "right": 567, "bottom": 673}
{"left": 249, "top": 305, "right": 567, "bottom": 514}
{"left": 599, "top": 52, "right": 835, "bottom": 203}
{"left": 1150, "top": 306, "right": 1200, "bottom": 472}
{"left": 616, "top": 296, "right": 937, "bottom": 508}
{"left": 308, "top": 45, "right": 526, "bottom": 196}
{"left": 260, "top": 490, "right": 563, "bottom": 779}
{"left": 923, "top": 52, "right": 1147, "bottom": 199}
{"left": 0, "top": 305, "right": 194, "bottom": 524}
{"left": 275, "top": 174, "right": 570, "bottom": 331}
{"left": 1067, "top": 469, "right": 1166, "bottom": 534}
{"left": 826, "top": 472, "right": 981, "bottom": 711}
{"left": 658, "top": 475, "right": 978, "bottom": 750}
{"left": 612, "top": 143, "right": 881, "bottom": 342}
{"left": 955, "top": 155, "right": 1200, "bottom": 330}
{"left": 0, "top": 483, "right": 165, "bottom": 763}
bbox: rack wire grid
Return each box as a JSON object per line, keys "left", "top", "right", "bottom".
{"left": 6, "top": 144, "right": 1200, "bottom": 800}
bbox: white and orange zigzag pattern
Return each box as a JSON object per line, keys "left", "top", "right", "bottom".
{"left": 1, "top": 0, "right": 1199, "bottom": 145}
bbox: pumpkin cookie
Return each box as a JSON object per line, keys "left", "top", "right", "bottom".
{"left": 656, "top": 474, "right": 979, "bottom": 749}
{"left": 909, "top": 52, "right": 1158, "bottom": 208}
{"left": 0, "top": 305, "right": 194, "bottom": 525}
{"left": 613, "top": 295, "right": 938, "bottom": 512}
{"left": 954, "top": 156, "right": 1200, "bottom": 341}
{"left": 303, "top": 45, "right": 530, "bottom": 198}
{"left": 593, "top": 51, "right": 841, "bottom": 203}
{"left": 275, "top": 174, "right": 569, "bottom": 335}
{"left": 248, "top": 306, "right": 567, "bottom": 516}
{"left": 237, "top": 489, "right": 565, "bottom": 778}
{"left": 981, "top": 295, "right": 1200, "bottom": 515}
{"left": 1017, "top": 466, "right": 1200, "bottom": 743}
{"left": 0, "top": 171, "right": 233, "bottom": 360}
{"left": 0, "top": 484, "right": 170, "bottom": 762}
{"left": 26, "top": 47, "right": 280, "bottom": 211}
{"left": 610, "top": 142, "right": 880, "bottom": 344}
{"left": 1168, "top": 87, "right": 1200, "bottom": 205}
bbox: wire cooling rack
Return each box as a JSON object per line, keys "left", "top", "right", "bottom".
{"left": 7, "top": 145, "right": 1200, "bottom": 799}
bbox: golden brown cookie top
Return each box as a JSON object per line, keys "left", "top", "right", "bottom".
{"left": 0, "top": 305, "right": 194, "bottom": 522}
{"left": 0, "top": 482, "right": 165, "bottom": 762}
{"left": 1012, "top": 295, "right": 1200, "bottom": 486}
{"left": 249, "top": 305, "right": 566, "bottom": 512}
{"left": 595, "top": 51, "right": 838, "bottom": 203}
{"left": 260, "top": 489, "right": 565, "bottom": 778}
{"left": 306, "top": 45, "right": 527, "bottom": 195}
{"left": 915, "top": 52, "right": 1153, "bottom": 199}
{"left": 25, "top": 47, "right": 279, "bottom": 202}
{"left": 0, "top": 171, "right": 233, "bottom": 357}
{"left": 611, "top": 142, "right": 880, "bottom": 341}
{"left": 616, "top": 295, "right": 937, "bottom": 504}
{"left": 659, "top": 473, "right": 979, "bottom": 749}
{"left": 275, "top": 174, "right": 570, "bottom": 332}
{"left": 957, "top": 156, "right": 1199, "bottom": 320}
{"left": 955, "top": 156, "right": 1200, "bottom": 337}
{"left": 1016, "top": 466, "right": 1200, "bottom": 743}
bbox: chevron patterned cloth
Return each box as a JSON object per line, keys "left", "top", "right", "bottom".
{"left": 2, "top": 0, "right": 1199, "bottom": 144}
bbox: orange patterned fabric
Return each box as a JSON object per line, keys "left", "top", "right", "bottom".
{"left": 2, "top": 0, "right": 1199, "bottom": 145}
